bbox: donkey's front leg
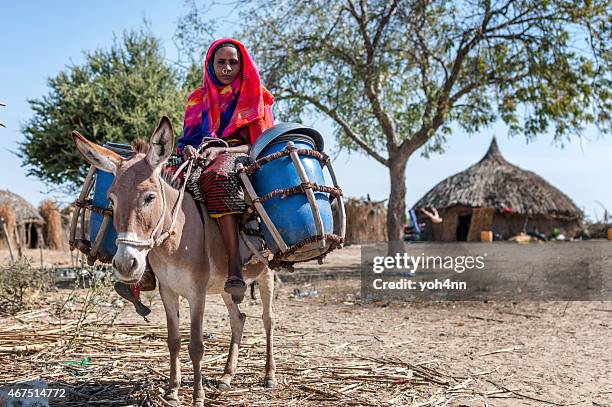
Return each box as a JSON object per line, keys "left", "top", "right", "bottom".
{"left": 160, "top": 285, "right": 181, "bottom": 406}
{"left": 218, "top": 292, "right": 246, "bottom": 389}
{"left": 188, "top": 295, "right": 205, "bottom": 406}
{"left": 259, "top": 268, "right": 276, "bottom": 388}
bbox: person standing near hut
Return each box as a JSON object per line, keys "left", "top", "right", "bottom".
{"left": 114, "top": 38, "right": 274, "bottom": 314}
{"left": 404, "top": 207, "right": 443, "bottom": 241}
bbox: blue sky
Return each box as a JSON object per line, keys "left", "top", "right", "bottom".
{"left": 0, "top": 1, "right": 609, "bottom": 221}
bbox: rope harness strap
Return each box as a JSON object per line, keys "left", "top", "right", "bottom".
{"left": 240, "top": 147, "right": 330, "bottom": 176}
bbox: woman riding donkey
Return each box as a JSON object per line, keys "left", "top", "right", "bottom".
{"left": 115, "top": 38, "right": 274, "bottom": 312}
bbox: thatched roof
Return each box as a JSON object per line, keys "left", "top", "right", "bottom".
{"left": 0, "top": 189, "right": 44, "bottom": 225}
{"left": 413, "top": 138, "right": 582, "bottom": 220}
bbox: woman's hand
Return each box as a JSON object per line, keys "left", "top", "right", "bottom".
{"left": 182, "top": 145, "right": 198, "bottom": 161}
{"left": 200, "top": 147, "right": 226, "bottom": 166}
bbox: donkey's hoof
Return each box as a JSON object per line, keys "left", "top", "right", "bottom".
{"left": 217, "top": 381, "right": 231, "bottom": 390}
{"left": 263, "top": 378, "right": 277, "bottom": 388}
{"left": 163, "top": 390, "right": 179, "bottom": 406}
{"left": 193, "top": 399, "right": 204, "bottom": 407}
{"left": 163, "top": 397, "right": 179, "bottom": 407}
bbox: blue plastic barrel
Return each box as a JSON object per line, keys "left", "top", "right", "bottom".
{"left": 89, "top": 143, "right": 131, "bottom": 262}
{"left": 89, "top": 170, "right": 117, "bottom": 260}
{"left": 251, "top": 134, "right": 333, "bottom": 255}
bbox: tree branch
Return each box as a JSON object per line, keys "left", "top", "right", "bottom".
{"left": 346, "top": 0, "right": 399, "bottom": 152}
{"left": 280, "top": 87, "right": 389, "bottom": 166}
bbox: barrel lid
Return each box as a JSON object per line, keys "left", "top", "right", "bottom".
{"left": 250, "top": 123, "right": 324, "bottom": 161}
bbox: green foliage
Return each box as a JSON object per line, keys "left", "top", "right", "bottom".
{"left": 177, "top": 0, "right": 610, "bottom": 239}
{"left": 178, "top": 0, "right": 610, "bottom": 161}
{"left": 19, "top": 30, "right": 194, "bottom": 193}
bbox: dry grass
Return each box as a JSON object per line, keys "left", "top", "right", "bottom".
{"left": 345, "top": 198, "right": 387, "bottom": 244}
{"left": 40, "top": 200, "right": 65, "bottom": 250}
{"left": 0, "top": 259, "right": 55, "bottom": 315}
{"left": 0, "top": 287, "right": 577, "bottom": 406}
{"left": 0, "top": 313, "right": 477, "bottom": 406}
{"left": 0, "top": 204, "right": 16, "bottom": 249}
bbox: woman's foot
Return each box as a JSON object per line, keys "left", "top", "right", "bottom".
{"left": 224, "top": 276, "right": 246, "bottom": 304}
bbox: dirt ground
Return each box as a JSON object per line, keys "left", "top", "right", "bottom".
{"left": 0, "top": 245, "right": 611, "bottom": 406}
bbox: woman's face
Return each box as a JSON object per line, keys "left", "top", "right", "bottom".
{"left": 213, "top": 46, "right": 242, "bottom": 85}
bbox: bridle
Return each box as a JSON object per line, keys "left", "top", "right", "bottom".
{"left": 115, "top": 158, "right": 196, "bottom": 249}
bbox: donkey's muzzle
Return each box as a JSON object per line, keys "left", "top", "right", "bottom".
{"left": 112, "top": 246, "right": 145, "bottom": 283}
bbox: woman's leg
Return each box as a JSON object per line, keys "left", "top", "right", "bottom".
{"left": 217, "top": 214, "right": 246, "bottom": 303}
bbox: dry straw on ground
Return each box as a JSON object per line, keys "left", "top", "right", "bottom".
{"left": 0, "top": 297, "right": 552, "bottom": 406}
{"left": 39, "top": 200, "right": 64, "bottom": 250}
{"left": 0, "top": 317, "right": 487, "bottom": 406}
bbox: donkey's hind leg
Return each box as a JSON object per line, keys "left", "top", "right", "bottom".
{"left": 218, "top": 292, "right": 246, "bottom": 389}
{"left": 258, "top": 267, "right": 276, "bottom": 388}
{"left": 159, "top": 284, "right": 181, "bottom": 406}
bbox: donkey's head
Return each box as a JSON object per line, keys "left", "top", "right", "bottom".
{"left": 72, "top": 117, "right": 174, "bottom": 283}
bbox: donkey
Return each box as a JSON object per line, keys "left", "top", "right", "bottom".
{"left": 72, "top": 117, "right": 276, "bottom": 407}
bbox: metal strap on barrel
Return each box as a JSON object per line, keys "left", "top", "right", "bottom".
{"left": 241, "top": 148, "right": 330, "bottom": 176}
{"left": 69, "top": 165, "right": 116, "bottom": 265}
{"left": 237, "top": 140, "right": 345, "bottom": 257}
{"left": 285, "top": 141, "right": 327, "bottom": 249}
{"left": 323, "top": 157, "right": 346, "bottom": 245}
{"left": 236, "top": 162, "right": 289, "bottom": 253}
{"left": 69, "top": 166, "right": 96, "bottom": 252}
{"left": 241, "top": 182, "right": 342, "bottom": 225}
{"left": 74, "top": 199, "right": 113, "bottom": 216}
{"left": 87, "top": 213, "right": 111, "bottom": 265}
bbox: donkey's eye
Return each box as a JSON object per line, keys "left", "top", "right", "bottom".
{"left": 144, "top": 193, "right": 156, "bottom": 205}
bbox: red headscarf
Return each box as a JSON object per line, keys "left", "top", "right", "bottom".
{"left": 178, "top": 38, "right": 274, "bottom": 150}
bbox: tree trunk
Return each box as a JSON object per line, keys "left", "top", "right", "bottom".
{"left": 386, "top": 157, "right": 408, "bottom": 245}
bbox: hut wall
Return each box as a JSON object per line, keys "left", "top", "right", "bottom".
{"left": 425, "top": 206, "right": 581, "bottom": 241}
{"left": 467, "top": 207, "right": 495, "bottom": 241}
{"left": 437, "top": 205, "right": 473, "bottom": 241}
{"left": 344, "top": 198, "right": 387, "bottom": 244}
{"left": 491, "top": 213, "right": 581, "bottom": 239}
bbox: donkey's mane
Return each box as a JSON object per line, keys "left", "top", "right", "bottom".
{"left": 160, "top": 168, "right": 182, "bottom": 190}
{"left": 131, "top": 139, "right": 151, "bottom": 155}
{"left": 130, "top": 138, "right": 181, "bottom": 190}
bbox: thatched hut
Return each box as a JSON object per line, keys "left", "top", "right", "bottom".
{"left": 0, "top": 190, "right": 46, "bottom": 248}
{"left": 345, "top": 197, "right": 387, "bottom": 244}
{"left": 413, "top": 138, "right": 583, "bottom": 241}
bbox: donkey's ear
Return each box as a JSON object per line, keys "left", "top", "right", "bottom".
{"left": 146, "top": 116, "right": 174, "bottom": 169}
{"left": 72, "top": 131, "right": 122, "bottom": 175}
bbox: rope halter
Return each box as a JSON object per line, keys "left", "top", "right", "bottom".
{"left": 115, "top": 158, "right": 195, "bottom": 249}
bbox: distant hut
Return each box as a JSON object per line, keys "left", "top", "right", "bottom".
{"left": 413, "top": 138, "right": 583, "bottom": 241}
{"left": 345, "top": 197, "right": 387, "bottom": 244}
{"left": 0, "top": 190, "right": 46, "bottom": 248}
